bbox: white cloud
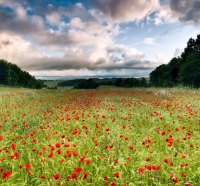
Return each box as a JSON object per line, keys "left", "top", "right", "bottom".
{"left": 146, "top": 4, "right": 179, "bottom": 25}
{"left": 46, "top": 12, "right": 62, "bottom": 26}
{"left": 174, "top": 48, "right": 183, "bottom": 57}
{"left": 143, "top": 37, "right": 157, "bottom": 45}
{"left": 155, "top": 52, "right": 172, "bottom": 64}
{"left": 0, "top": 33, "right": 44, "bottom": 64}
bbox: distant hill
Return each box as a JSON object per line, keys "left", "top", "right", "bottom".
{"left": 0, "top": 59, "right": 43, "bottom": 89}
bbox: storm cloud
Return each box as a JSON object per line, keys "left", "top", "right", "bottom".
{"left": 89, "top": 0, "right": 159, "bottom": 22}
{"left": 0, "top": 40, "right": 12, "bottom": 50}
{"left": 21, "top": 56, "right": 154, "bottom": 71}
{"left": 170, "top": 0, "right": 200, "bottom": 23}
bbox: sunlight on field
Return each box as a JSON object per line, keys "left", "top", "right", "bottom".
{"left": 0, "top": 88, "right": 199, "bottom": 186}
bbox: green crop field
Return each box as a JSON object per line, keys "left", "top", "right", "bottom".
{"left": 0, "top": 87, "right": 199, "bottom": 186}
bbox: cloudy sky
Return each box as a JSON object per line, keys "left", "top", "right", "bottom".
{"left": 0, "top": 0, "right": 199, "bottom": 77}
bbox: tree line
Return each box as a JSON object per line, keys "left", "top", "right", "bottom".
{"left": 58, "top": 77, "right": 148, "bottom": 89}
{"left": 0, "top": 59, "right": 43, "bottom": 89}
{"left": 150, "top": 34, "right": 200, "bottom": 88}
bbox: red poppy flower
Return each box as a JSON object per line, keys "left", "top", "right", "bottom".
{"left": 161, "top": 131, "right": 166, "bottom": 136}
{"left": 55, "top": 143, "right": 61, "bottom": 148}
{"left": 79, "top": 156, "right": 86, "bottom": 163}
{"left": 85, "top": 159, "right": 91, "bottom": 165}
{"left": 145, "top": 165, "right": 152, "bottom": 170}
{"left": 164, "top": 158, "right": 169, "bottom": 163}
{"left": 27, "top": 170, "right": 32, "bottom": 175}
{"left": 66, "top": 175, "right": 71, "bottom": 181}
{"left": 67, "top": 151, "right": 72, "bottom": 157}
{"left": 48, "top": 152, "right": 53, "bottom": 158}
{"left": 11, "top": 143, "right": 16, "bottom": 151}
{"left": 53, "top": 173, "right": 60, "bottom": 180}
{"left": 184, "top": 182, "right": 191, "bottom": 186}
{"left": 25, "top": 163, "right": 31, "bottom": 169}
{"left": 74, "top": 167, "right": 82, "bottom": 174}
{"left": 110, "top": 182, "right": 117, "bottom": 186}
{"left": 182, "top": 154, "right": 186, "bottom": 159}
{"left": 1, "top": 171, "right": 12, "bottom": 179}
{"left": 73, "top": 151, "right": 78, "bottom": 156}
{"left": 152, "top": 165, "right": 161, "bottom": 170}
{"left": 40, "top": 174, "right": 46, "bottom": 179}
{"left": 83, "top": 172, "right": 88, "bottom": 179}
{"left": 14, "top": 152, "right": 20, "bottom": 159}
{"left": 0, "top": 158, "right": 5, "bottom": 162}
{"left": 146, "top": 157, "right": 150, "bottom": 161}
{"left": 114, "top": 172, "right": 119, "bottom": 178}
{"left": 138, "top": 167, "right": 144, "bottom": 174}
{"left": 172, "top": 177, "right": 178, "bottom": 184}
{"left": 0, "top": 136, "right": 3, "bottom": 141}
{"left": 71, "top": 173, "right": 77, "bottom": 179}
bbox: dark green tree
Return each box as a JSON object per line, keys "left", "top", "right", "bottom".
{"left": 165, "top": 57, "right": 181, "bottom": 86}
{"left": 180, "top": 52, "right": 200, "bottom": 88}
{"left": 74, "top": 78, "right": 99, "bottom": 89}
{"left": 150, "top": 64, "right": 168, "bottom": 87}
{"left": 0, "top": 59, "right": 9, "bottom": 85}
{"left": 115, "top": 78, "right": 124, "bottom": 87}
{"left": 139, "top": 78, "right": 147, "bottom": 87}
{"left": 0, "top": 59, "right": 43, "bottom": 89}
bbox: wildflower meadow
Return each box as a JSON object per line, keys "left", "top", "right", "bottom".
{"left": 0, "top": 88, "right": 199, "bottom": 186}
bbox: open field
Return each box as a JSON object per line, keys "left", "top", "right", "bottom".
{"left": 42, "top": 81, "right": 63, "bottom": 88}
{"left": 0, "top": 87, "right": 199, "bottom": 186}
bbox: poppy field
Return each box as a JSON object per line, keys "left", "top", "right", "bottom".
{"left": 0, "top": 87, "right": 199, "bottom": 186}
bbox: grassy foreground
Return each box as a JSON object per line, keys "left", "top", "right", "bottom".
{"left": 0, "top": 87, "right": 199, "bottom": 186}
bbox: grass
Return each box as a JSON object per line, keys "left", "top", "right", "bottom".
{"left": 0, "top": 87, "right": 199, "bottom": 185}
{"left": 42, "top": 80, "right": 63, "bottom": 88}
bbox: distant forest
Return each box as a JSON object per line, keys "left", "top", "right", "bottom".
{"left": 0, "top": 59, "right": 43, "bottom": 89}
{"left": 0, "top": 34, "right": 199, "bottom": 89}
{"left": 57, "top": 77, "right": 148, "bottom": 89}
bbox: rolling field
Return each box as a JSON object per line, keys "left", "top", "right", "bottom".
{"left": 0, "top": 87, "right": 199, "bottom": 186}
